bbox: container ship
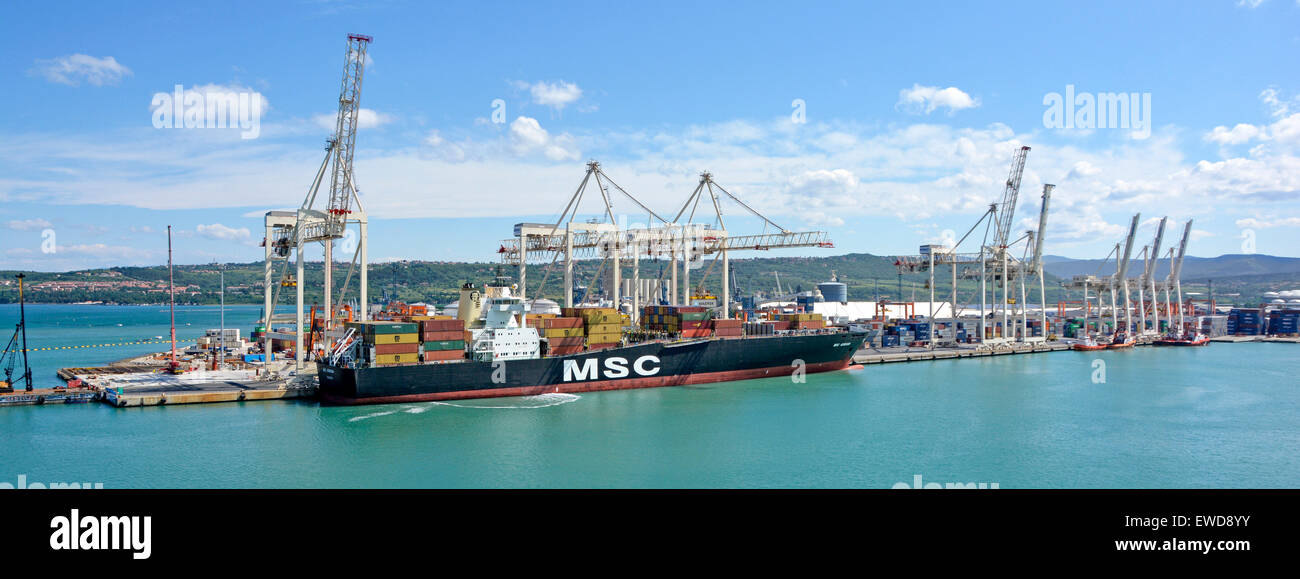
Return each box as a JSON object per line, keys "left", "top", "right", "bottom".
{"left": 317, "top": 280, "right": 865, "bottom": 405}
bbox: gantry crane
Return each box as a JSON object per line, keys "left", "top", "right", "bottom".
{"left": 1162, "top": 219, "right": 1194, "bottom": 336}
{"left": 1110, "top": 213, "right": 1141, "bottom": 343}
{"left": 895, "top": 146, "right": 1037, "bottom": 348}
{"left": 262, "top": 33, "right": 372, "bottom": 370}
{"left": 499, "top": 163, "right": 832, "bottom": 319}
{"left": 1136, "top": 217, "right": 1167, "bottom": 335}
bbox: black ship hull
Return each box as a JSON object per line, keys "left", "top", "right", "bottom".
{"left": 317, "top": 331, "right": 866, "bottom": 405}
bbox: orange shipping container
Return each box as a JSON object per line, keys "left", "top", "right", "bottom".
{"left": 423, "top": 349, "right": 465, "bottom": 361}
{"left": 375, "top": 343, "right": 420, "bottom": 355}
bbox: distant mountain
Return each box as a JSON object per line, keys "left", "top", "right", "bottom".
{"left": 1042, "top": 254, "right": 1300, "bottom": 281}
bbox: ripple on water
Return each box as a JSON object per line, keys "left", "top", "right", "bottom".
{"left": 346, "top": 393, "right": 581, "bottom": 421}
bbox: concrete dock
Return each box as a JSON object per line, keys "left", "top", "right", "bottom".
{"left": 853, "top": 341, "right": 1070, "bottom": 364}
{"left": 58, "top": 355, "right": 317, "bottom": 408}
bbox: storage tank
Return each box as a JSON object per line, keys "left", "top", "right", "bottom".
{"left": 527, "top": 298, "right": 561, "bottom": 316}
{"left": 818, "top": 271, "right": 848, "bottom": 304}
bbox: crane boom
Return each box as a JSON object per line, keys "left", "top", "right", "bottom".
{"left": 325, "top": 34, "right": 372, "bottom": 234}
{"left": 994, "top": 145, "right": 1031, "bottom": 248}
{"left": 1143, "top": 217, "right": 1167, "bottom": 282}
{"left": 1029, "top": 183, "right": 1053, "bottom": 271}
{"left": 1169, "top": 219, "right": 1193, "bottom": 281}
{"left": 1115, "top": 213, "right": 1141, "bottom": 282}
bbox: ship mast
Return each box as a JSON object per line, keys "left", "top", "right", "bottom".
{"left": 168, "top": 225, "right": 179, "bottom": 373}
{"left": 17, "top": 273, "right": 32, "bottom": 391}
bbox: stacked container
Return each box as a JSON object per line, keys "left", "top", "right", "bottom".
{"left": 1267, "top": 309, "right": 1299, "bottom": 336}
{"left": 565, "top": 307, "right": 622, "bottom": 349}
{"left": 775, "top": 313, "right": 825, "bottom": 330}
{"left": 709, "top": 319, "right": 743, "bottom": 338}
{"left": 641, "top": 305, "right": 710, "bottom": 337}
{"left": 346, "top": 321, "right": 420, "bottom": 366}
{"left": 420, "top": 318, "right": 466, "bottom": 362}
{"left": 1228, "top": 308, "right": 1263, "bottom": 336}
{"left": 540, "top": 316, "right": 585, "bottom": 356}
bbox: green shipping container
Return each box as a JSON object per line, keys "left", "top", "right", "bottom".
{"left": 348, "top": 321, "right": 419, "bottom": 335}
{"left": 423, "top": 340, "right": 466, "bottom": 351}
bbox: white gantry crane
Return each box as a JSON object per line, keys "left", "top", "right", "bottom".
{"left": 498, "top": 163, "right": 832, "bottom": 320}
{"left": 1135, "top": 217, "right": 1167, "bottom": 336}
{"left": 898, "top": 145, "right": 1038, "bottom": 349}
{"left": 262, "top": 33, "right": 372, "bottom": 370}
{"left": 1109, "top": 213, "right": 1141, "bottom": 343}
{"left": 1161, "top": 219, "right": 1194, "bottom": 336}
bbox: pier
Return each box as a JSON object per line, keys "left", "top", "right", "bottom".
{"left": 854, "top": 342, "right": 1070, "bottom": 364}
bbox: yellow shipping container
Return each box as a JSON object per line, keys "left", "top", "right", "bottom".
{"left": 586, "top": 322, "right": 622, "bottom": 335}
{"left": 374, "top": 353, "right": 418, "bottom": 365}
{"left": 369, "top": 333, "right": 419, "bottom": 345}
{"left": 586, "top": 332, "right": 622, "bottom": 344}
{"left": 543, "top": 327, "right": 585, "bottom": 338}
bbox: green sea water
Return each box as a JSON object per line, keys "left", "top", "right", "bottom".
{"left": 1, "top": 304, "right": 1297, "bottom": 488}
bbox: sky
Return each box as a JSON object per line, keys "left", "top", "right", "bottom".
{"left": 2, "top": 0, "right": 1299, "bottom": 271}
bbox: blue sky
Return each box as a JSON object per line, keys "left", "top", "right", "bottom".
{"left": 2, "top": 0, "right": 1299, "bottom": 271}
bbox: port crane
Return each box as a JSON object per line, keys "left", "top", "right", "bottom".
{"left": 893, "top": 146, "right": 1043, "bottom": 348}
{"left": 1160, "top": 219, "right": 1194, "bottom": 336}
{"left": 262, "top": 33, "right": 373, "bottom": 370}
{"left": 1135, "top": 217, "right": 1167, "bottom": 336}
{"left": 1110, "top": 213, "right": 1141, "bottom": 343}
{"left": 498, "top": 163, "right": 832, "bottom": 319}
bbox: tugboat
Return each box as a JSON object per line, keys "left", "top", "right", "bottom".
{"left": 1071, "top": 336, "right": 1109, "bottom": 351}
{"left": 1106, "top": 331, "right": 1136, "bottom": 349}
{"left": 1153, "top": 331, "right": 1210, "bottom": 347}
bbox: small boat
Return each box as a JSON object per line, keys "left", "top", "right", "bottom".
{"left": 1153, "top": 333, "right": 1210, "bottom": 347}
{"left": 1072, "top": 337, "right": 1108, "bottom": 351}
{"left": 1106, "top": 332, "right": 1136, "bottom": 349}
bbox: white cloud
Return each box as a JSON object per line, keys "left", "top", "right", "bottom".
{"left": 1236, "top": 0, "right": 1265, "bottom": 8}
{"left": 30, "top": 54, "right": 131, "bottom": 86}
{"left": 516, "top": 80, "right": 584, "bottom": 110}
{"left": 1235, "top": 216, "right": 1300, "bottom": 228}
{"left": 509, "top": 116, "right": 580, "bottom": 161}
{"left": 195, "top": 223, "right": 251, "bottom": 241}
{"left": 7, "top": 218, "right": 53, "bottom": 231}
{"left": 1067, "top": 161, "right": 1102, "bottom": 179}
{"left": 1205, "top": 123, "right": 1262, "bottom": 145}
{"left": 314, "top": 108, "right": 391, "bottom": 131}
{"left": 897, "top": 84, "right": 979, "bottom": 115}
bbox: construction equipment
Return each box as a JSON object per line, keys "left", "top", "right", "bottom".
{"left": 1, "top": 274, "right": 33, "bottom": 392}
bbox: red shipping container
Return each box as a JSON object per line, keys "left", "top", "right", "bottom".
{"left": 423, "top": 349, "right": 464, "bottom": 361}
{"left": 546, "top": 317, "right": 584, "bottom": 329}
{"left": 422, "top": 330, "right": 464, "bottom": 341}
{"left": 713, "top": 328, "right": 743, "bottom": 337}
{"left": 768, "top": 321, "right": 792, "bottom": 330}
{"left": 680, "top": 329, "right": 711, "bottom": 339}
{"left": 586, "top": 342, "right": 618, "bottom": 350}
{"left": 375, "top": 343, "right": 420, "bottom": 355}
{"left": 548, "top": 336, "right": 584, "bottom": 347}
{"left": 709, "top": 319, "right": 742, "bottom": 329}
{"left": 421, "top": 319, "right": 465, "bottom": 332}
{"left": 681, "top": 320, "right": 707, "bottom": 329}
{"left": 548, "top": 345, "right": 583, "bottom": 356}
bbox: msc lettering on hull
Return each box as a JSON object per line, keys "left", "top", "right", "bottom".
{"left": 563, "top": 355, "right": 661, "bottom": 382}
